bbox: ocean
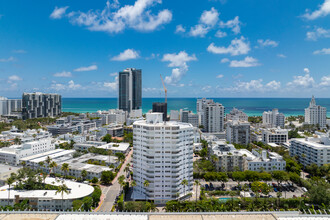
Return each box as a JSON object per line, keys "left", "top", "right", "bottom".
{"left": 62, "top": 98, "right": 330, "bottom": 117}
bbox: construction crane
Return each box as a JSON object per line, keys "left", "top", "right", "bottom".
{"left": 160, "top": 74, "right": 167, "bottom": 103}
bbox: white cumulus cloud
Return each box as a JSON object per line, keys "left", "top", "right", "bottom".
{"left": 0, "top": 57, "right": 15, "bottom": 62}
{"left": 320, "top": 75, "right": 330, "bottom": 87}
{"left": 303, "top": 0, "right": 330, "bottom": 20}
{"left": 216, "top": 74, "right": 224, "bottom": 78}
{"left": 219, "top": 16, "right": 241, "bottom": 34}
{"left": 162, "top": 51, "right": 197, "bottom": 85}
{"left": 228, "top": 56, "right": 260, "bottom": 68}
{"left": 8, "top": 75, "right": 22, "bottom": 81}
{"left": 189, "top": 24, "right": 210, "bottom": 37}
{"left": 215, "top": 30, "right": 227, "bottom": 38}
{"left": 53, "top": 71, "right": 72, "bottom": 77}
{"left": 257, "top": 39, "right": 279, "bottom": 48}
{"left": 287, "top": 68, "right": 315, "bottom": 89}
{"left": 306, "top": 27, "right": 330, "bottom": 41}
{"left": 59, "top": 0, "right": 172, "bottom": 34}
{"left": 175, "top": 25, "right": 186, "bottom": 33}
{"left": 207, "top": 36, "right": 250, "bottom": 56}
{"left": 313, "top": 48, "right": 330, "bottom": 55}
{"left": 200, "top": 7, "right": 219, "bottom": 26}
{"left": 74, "top": 65, "right": 98, "bottom": 72}
{"left": 50, "top": 6, "right": 69, "bottom": 19}
{"left": 104, "top": 76, "right": 119, "bottom": 91}
{"left": 111, "top": 49, "right": 140, "bottom": 61}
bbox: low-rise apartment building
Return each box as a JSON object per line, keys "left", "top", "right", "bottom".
{"left": 0, "top": 138, "right": 55, "bottom": 165}
{"left": 290, "top": 134, "right": 330, "bottom": 167}
{"left": 262, "top": 128, "right": 288, "bottom": 144}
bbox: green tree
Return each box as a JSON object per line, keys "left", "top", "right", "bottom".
{"left": 82, "top": 197, "right": 93, "bottom": 211}
{"left": 5, "top": 177, "right": 15, "bottom": 206}
{"left": 143, "top": 180, "right": 150, "bottom": 202}
{"left": 194, "top": 180, "right": 200, "bottom": 203}
{"left": 232, "top": 171, "right": 246, "bottom": 185}
{"left": 61, "top": 163, "right": 70, "bottom": 177}
{"left": 181, "top": 179, "right": 189, "bottom": 197}
{"left": 81, "top": 169, "right": 88, "bottom": 180}
{"left": 56, "top": 183, "right": 70, "bottom": 210}
{"left": 49, "top": 161, "right": 58, "bottom": 174}
{"left": 272, "top": 170, "right": 289, "bottom": 185}
{"left": 307, "top": 180, "right": 330, "bottom": 206}
{"left": 131, "top": 180, "right": 137, "bottom": 192}
{"left": 102, "top": 134, "right": 113, "bottom": 143}
{"left": 100, "top": 171, "right": 115, "bottom": 185}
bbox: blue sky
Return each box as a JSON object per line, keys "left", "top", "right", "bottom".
{"left": 1, "top": 0, "right": 330, "bottom": 98}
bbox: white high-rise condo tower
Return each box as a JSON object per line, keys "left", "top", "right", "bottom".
{"left": 304, "top": 96, "right": 327, "bottom": 128}
{"left": 132, "top": 113, "right": 194, "bottom": 204}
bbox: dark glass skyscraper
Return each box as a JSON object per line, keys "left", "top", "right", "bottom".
{"left": 152, "top": 102, "right": 167, "bottom": 121}
{"left": 118, "top": 68, "right": 142, "bottom": 112}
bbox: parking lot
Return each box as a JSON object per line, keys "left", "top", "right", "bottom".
{"left": 199, "top": 180, "right": 306, "bottom": 199}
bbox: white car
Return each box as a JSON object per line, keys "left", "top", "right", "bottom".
{"left": 302, "top": 187, "right": 308, "bottom": 192}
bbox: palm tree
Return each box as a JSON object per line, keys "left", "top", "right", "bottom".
{"left": 229, "top": 191, "right": 237, "bottom": 211}
{"left": 46, "top": 156, "right": 52, "bottom": 174}
{"left": 276, "top": 191, "right": 282, "bottom": 210}
{"left": 131, "top": 180, "right": 136, "bottom": 192}
{"left": 143, "top": 180, "right": 150, "bottom": 202}
{"left": 56, "top": 183, "right": 70, "bottom": 210}
{"left": 181, "top": 179, "right": 189, "bottom": 199}
{"left": 301, "top": 153, "right": 306, "bottom": 179}
{"left": 49, "top": 161, "right": 58, "bottom": 174}
{"left": 61, "top": 163, "right": 70, "bottom": 177}
{"left": 81, "top": 170, "right": 87, "bottom": 181}
{"left": 118, "top": 175, "right": 125, "bottom": 191}
{"left": 6, "top": 177, "right": 15, "bottom": 206}
{"left": 13, "top": 137, "right": 21, "bottom": 145}
{"left": 194, "top": 180, "right": 200, "bottom": 203}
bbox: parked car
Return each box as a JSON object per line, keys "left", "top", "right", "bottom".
{"left": 274, "top": 188, "right": 278, "bottom": 192}
{"left": 302, "top": 187, "right": 308, "bottom": 192}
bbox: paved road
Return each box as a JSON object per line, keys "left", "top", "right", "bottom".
{"left": 97, "top": 150, "right": 133, "bottom": 212}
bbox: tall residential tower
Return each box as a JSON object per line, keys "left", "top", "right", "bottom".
{"left": 304, "top": 96, "right": 327, "bottom": 128}
{"left": 118, "top": 68, "right": 142, "bottom": 113}
{"left": 132, "top": 113, "right": 194, "bottom": 204}
{"left": 22, "top": 92, "right": 61, "bottom": 120}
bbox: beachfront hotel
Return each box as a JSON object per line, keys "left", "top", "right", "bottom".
{"left": 304, "top": 96, "right": 327, "bottom": 128}
{"left": 132, "top": 113, "right": 194, "bottom": 204}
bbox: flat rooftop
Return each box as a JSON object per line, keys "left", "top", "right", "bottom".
{"left": 0, "top": 177, "right": 94, "bottom": 200}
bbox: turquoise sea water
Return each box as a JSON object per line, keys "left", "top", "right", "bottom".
{"left": 62, "top": 98, "right": 330, "bottom": 117}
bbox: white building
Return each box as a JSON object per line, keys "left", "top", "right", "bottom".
{"left": 170, "top": 110, "right": 180, "bottom": 121}
{"left": 0, "top": 127, "right": 51, "bottom": 143}
{"left": 0, "top": 164, "right": 21, "bottom": 185}
{"left": 226, "top": 120, "right": 250, "bottom": 145}
{"left": 74, "top": 141, "right": 130, "bottom": 155}
{"left": 0, "top": 97, "right": 22, "bottom": 116}
{"left": 181, "top": 111, "right": 199, "bottom": 128}
{"left": 304, "top": 96, "right": 327, "bottom": 128}
{"left": 290, "top": 134, "right": 330, "bottom": 167}
{"left": 262, "top": 128, "right": 288, "bottom": 145}
{"left": 0, "top": 177, "right": 94, "bottom": 211}
{"left": 196, "top": 98, "right": 214, "bottom": 128}
{"left": 226, "top": 108, "right": 248, "bottom": 122}
{"left": 0, "top": 138, "right": 55, "bottom": 165}
{"left": 20, "top": 149, "right": 114, "bottom": 180}
{"left": 262, "top": 109, "right": 285, "bottom": 128}
{"left": 209, "top": 141, "right": 248, "bottom": 172}
{"left": 247, "top": 149, "right": 286, "bottom": 171}
{"left": 132, "top": 113, "right": 194, "bottom": 204}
